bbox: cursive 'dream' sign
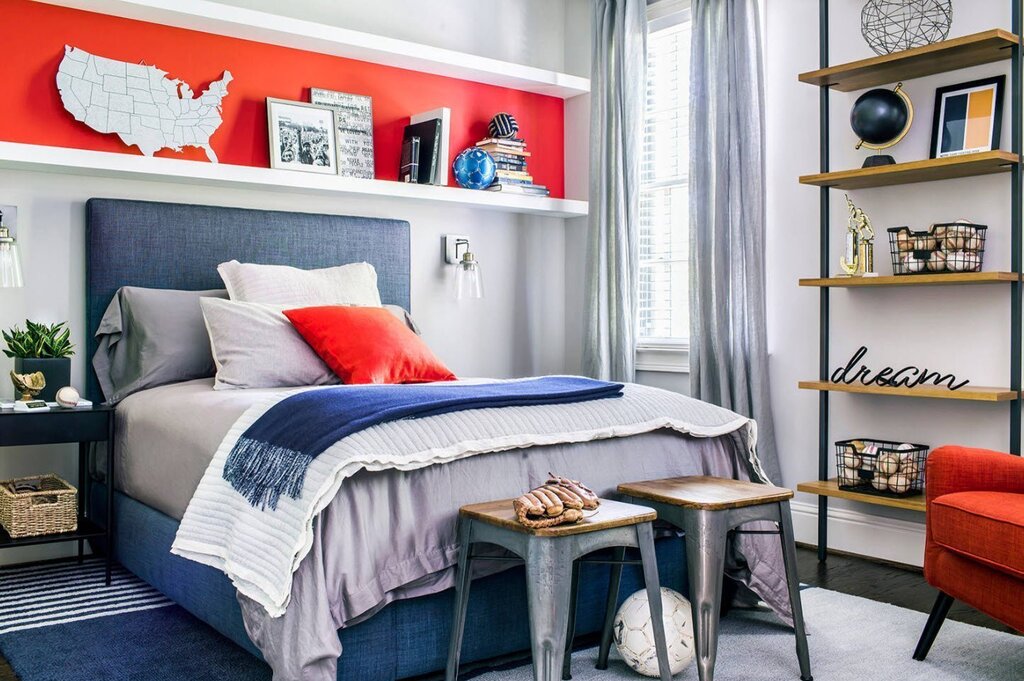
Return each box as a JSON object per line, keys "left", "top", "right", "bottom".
{"left": 831, "top": 346, "right": 970, "bottom": 391}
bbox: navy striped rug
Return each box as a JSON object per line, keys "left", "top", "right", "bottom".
{"left": 0, "top": 559, "right": 172, "bottom": 634}
{"left": 0, "top": 559, "right": 270, "bottom": 681}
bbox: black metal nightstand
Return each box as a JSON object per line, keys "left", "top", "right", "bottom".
{"left": 0, "top": 405, "right": 115, "bottom": 584}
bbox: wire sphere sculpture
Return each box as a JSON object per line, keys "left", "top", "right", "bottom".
{"left": 861, "top": 0, "right": 952, "bottom": 56}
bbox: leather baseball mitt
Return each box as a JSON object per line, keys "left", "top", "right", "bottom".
{"left": 512, "top": 474, "right": 600, "bottom": 529}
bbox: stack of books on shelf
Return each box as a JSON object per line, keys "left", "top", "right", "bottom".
{"left": 474, "top": 136, "right": 551, "bottom": 196}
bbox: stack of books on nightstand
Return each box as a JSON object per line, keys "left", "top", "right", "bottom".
{"left": 474, "top": 136, "right": 551, "bottom": 196}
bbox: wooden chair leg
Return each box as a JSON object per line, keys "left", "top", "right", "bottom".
{"left": 913, "top": 592, "right": 954, "bottom": 661}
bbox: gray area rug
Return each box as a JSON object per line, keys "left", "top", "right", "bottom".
{"left": 475, "top": 588, "right": 1023, "bottom": 680}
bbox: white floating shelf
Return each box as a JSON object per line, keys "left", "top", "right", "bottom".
{"left": 0, "top": 142, "right": 589, "bottom": 218}
{"left": 38, "top": 0, "right": 591, "bottom": 99}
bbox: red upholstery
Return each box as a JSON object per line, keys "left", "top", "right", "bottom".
{"left": 924, "top": 446, "right": 1024, "bottom": 633}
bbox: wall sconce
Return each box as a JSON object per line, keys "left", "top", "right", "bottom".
{"left": 0, "top": 209, "right": 23, "bottom": 289}
{"left": 444, "top": 234, "right": 483, "bottom": 300}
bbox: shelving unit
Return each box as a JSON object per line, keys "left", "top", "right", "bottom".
{"left": 799, "top": 151, "right": 1018, "bottom": 189}
{"left": 796, "top": 480, "right": 925, "bottom": 513}
{"left": 798, "top": 29, "right": 1019, "bottom": 91}
{"left": 798, "top": 3, "right": 1023, "bottom": 556}
{"left": 800, "top": 272, "right": 1020, "bottom": 287}
{"left": 798, "top": 381, "right": 1018, "bottom": 402}
{"left": 37, "top": 0, "right": 590, "bottom": 98}
{"left": 0, "top": 142, "right": 589, "bottom": 219}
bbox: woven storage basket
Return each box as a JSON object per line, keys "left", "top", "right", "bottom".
{"left": 0, "top": 474, "right": 77, "bottom": 538}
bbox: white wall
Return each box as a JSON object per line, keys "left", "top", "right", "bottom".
{"left": 0, "top": 0, "right": 592, "bottom": 562}
{"left": 764, "top": 0, "right": 1013, "bottom": 564}
{"left": 210, "top": 0, "right": 590, "bottom": 76}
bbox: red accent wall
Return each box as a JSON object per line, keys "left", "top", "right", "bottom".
{"left": 0, "top": 0, "right": 565, "bottom": 197}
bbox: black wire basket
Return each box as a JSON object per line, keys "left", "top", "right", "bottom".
{"left": 835, "top": 438, "right": 928, "bottom": 497}
{"left": 887, "top": 222, "right": 986, "bottom": 275}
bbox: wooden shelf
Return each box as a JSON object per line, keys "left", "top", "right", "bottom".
{"left": 40, "top": 0, "right": 590, "bottom": 98}
{"left": 797, "top": 479, "right": 926, "bottom": 513}
{"left": 799, "top": 29, "right": 1019, "bottom": 92}
{"left": 800, "top": 151, "right": 1018, "bottom": 189}
{"left": 799, "top": 272, "right": 1020, "bottom": 287}
{"left": 798, "top": 380, "right": 1018, "bottom": 402}
{"left": 0, "top": 142, "right": 588, "bottom": 218}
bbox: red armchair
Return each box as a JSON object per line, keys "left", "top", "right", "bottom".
{"left": 913, "top": 445, "right": 1024, "bottom": 660}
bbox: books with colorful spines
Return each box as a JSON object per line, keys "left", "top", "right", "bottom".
{"left": 489, "top": 176, "right": 538, "bottom": 186}
{"left": 487, "top": 183, "right": 550, "bottom": 196}
{"left": 476, "top": 143, "right": 531, "bottom": 157}
{"left": 476, "top": 137, "right": 526, "bottom": 147}
{"left": 495, "top": 169, "right": 533, "bottom": 181}
{"left": 491, "top": 152, "right": 532, "bottom": 164}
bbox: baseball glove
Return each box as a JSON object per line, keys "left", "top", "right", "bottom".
{"left": 512, "top": 473, "right": 600, "bottom": 529}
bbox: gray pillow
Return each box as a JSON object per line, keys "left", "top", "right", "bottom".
{"left": 201, "top": 299, "right": 339, "bottom": 390}
{"left": 93, "top": 287, "right": 228, "bottom": 404}
{"left": 384, "top": 304, "right": 420, "bottom": 335}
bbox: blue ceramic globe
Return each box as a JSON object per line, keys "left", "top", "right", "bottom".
{"left": 453, "top": 147, "right": 497, "bottom": 190}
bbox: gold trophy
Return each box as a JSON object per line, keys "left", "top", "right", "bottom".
{"left": 839, "top": 194, "right": 877, "bottom": 277}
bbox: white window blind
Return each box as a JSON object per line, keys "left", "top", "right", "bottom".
{"left": 637, "top": 3, "right": 691, "bottom": 346}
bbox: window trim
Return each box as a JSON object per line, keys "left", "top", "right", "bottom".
{"left": 637, "top": 0, "right": 691, "bottom": 373}
{"left": 636, "top": 339, "right": 690, "bottom": 374}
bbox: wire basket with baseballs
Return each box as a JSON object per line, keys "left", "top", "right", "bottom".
{"left": 836, "top": 438, "right": 928, "bottom": 497}
{"left": 888, "top": 222, "right": 986, "bottom": 275}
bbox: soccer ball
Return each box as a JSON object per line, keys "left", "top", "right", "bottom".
{"left": 613, "top": 588, "right": 695, "bottom": 677}
{"left": 452, "top": 147, "right": 497, "bottom": 190}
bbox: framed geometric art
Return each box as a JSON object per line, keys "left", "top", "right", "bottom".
{"left": 929, "top": 75, "right": 1005, "bottom": 159}
{"left": 266, "top": 98, "right": 338, "bottom": 174}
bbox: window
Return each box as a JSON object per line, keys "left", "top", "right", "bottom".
{"left": 637, "top": 0, "right": 691, "bottom": 369}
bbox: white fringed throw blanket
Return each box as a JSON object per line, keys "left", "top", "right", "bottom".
{"left": 171, "top": 379, "right": 762, "bottom": 616}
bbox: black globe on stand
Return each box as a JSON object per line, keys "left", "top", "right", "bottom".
{"left": 851, "top": 82, "right": 913, "bottom": 167}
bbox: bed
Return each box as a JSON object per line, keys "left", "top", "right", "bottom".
{"left": 83, "top": 198, "right": 786, "bottom": 681}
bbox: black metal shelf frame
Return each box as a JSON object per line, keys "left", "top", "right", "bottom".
{"left": 812, "top": 0, "right": 1024, "bottom": 562}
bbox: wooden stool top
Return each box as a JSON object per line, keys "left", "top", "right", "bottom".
{"left": 459, "top": 497, "right": 656, "bottom": 537}
{"left": 618, "top": 476, "right": 793, "bottom": 510}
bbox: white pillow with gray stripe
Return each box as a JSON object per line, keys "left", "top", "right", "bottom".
{"left": 201, "top": 298, "right": 338, "bottom": 390}
{"left": 217, "top": 260, "right": 381, "bottom": 307}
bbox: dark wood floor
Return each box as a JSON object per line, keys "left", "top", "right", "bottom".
{"left": 0, "top": 548, "right": 1014, "bottom": 681}
{"left": 795, "top": 545, "right": 1016, "bottom": 634}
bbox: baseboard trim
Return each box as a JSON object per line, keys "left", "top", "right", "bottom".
{"left": 790, "top": 500, "right": 925, "bottom": 568}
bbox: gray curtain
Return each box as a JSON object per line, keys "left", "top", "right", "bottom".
{"left": 583, "top": 0, "right": 647, "bottom": 382}
{"left": 689, "top": 0, "right": 780, "bottom": 482}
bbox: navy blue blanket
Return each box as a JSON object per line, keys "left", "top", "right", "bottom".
{"left": 223, "top": 377, "right": 623, "bottom": 509}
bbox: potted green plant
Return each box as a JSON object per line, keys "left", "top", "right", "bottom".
{"left": 2, "top": 321, "right": 75, "bottom": 402}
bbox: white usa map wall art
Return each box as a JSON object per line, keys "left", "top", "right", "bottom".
{"left": 56, "top": 45, "right": 233, "bottom": 163}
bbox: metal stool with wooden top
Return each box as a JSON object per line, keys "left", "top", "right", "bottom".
{"left": 445, "top": 498, "right": 673, "bottom": 681}
{"left": 597, "top": 476, "right": 812, "bottom": 681}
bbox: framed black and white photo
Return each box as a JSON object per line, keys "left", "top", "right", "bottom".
{"left": 930, "top": 75, "right": 1005, "bottom": 159}
{"left": 266, "top": 98, "right": 338, "bottom": 174}
{"left": 310, "top": 88, "right": 374, "bottom": 179}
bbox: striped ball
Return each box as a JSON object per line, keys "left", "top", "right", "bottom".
{"left": 488, "top": 112, "right": 519, "bottom": 139}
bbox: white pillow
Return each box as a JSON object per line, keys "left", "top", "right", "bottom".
{"left": 201, "top": 298, "right": 338, "bottom": 390}
{"left": 217, "top": 260, "right": 382, "bottom": 306}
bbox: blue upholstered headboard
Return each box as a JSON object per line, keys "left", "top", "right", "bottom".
{"left": 84, "top": 198, "right": 411, "bottom": 400}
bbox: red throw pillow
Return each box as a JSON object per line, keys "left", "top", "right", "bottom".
{"left": 283, "top": 306, "right": 456, "bottom": 385}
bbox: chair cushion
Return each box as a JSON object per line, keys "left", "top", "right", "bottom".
{"left": 931, "top": 491, "right": 1024, "bottom": 579}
